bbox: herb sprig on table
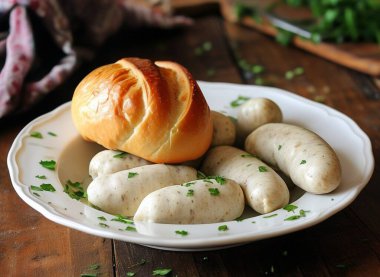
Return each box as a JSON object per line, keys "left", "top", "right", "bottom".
{"left": 235, "top": 0, "right": 380, "bottom": 45}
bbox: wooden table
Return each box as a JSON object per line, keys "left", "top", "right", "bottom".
{"left": 1, "top": 10, "right": 380, "bottom": 277}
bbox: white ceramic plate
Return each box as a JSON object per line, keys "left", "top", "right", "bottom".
{"left": 8, "top": 81, "right": 374, "bottom": 251}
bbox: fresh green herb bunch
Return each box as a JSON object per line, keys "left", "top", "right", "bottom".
{"left": 285, "top": 0, "right": 380, "bottom": 44}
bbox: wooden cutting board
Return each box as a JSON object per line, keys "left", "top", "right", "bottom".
{"left": 173, "top": 0, "right": 380, "bottom": 77}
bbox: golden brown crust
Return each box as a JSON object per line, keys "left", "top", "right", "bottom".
{"left": 71, "top": 58, "right": 212, "bottom": 163}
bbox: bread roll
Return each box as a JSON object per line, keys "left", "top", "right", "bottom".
{"left": 71, "top": 58, "right": 213, "bottom": 163}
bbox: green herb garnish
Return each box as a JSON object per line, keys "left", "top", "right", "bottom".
{"left": 31, "top": 185, "right": 43, "bottom": 191}
{"left": 186, "top": 189, "right": 194, "bottom": 197}
{"left": 31, "top": 184, "right": 55, "bottom": 192}
{"left": 284, "top": 215, "right": 302, "bottom": 221}
{"left": 35, "top": 175, "right": 47, "bottom": 179}
{"left": 99, "top": 223, "right": 109, "bottom": 228}
{"left": 126, "top": 272, "right": 136, "bottom": 277}
{"left": 113, "top": 152, "right": 128, "bottom": 158}
{"left": 278, "top": 145, "right": 282, "bottom": 150}
{"left": 218, "top": 225, "right": 229, "bottom": 231}
{"left": 128, "top": 172, "right": 138, "bottom": 178}
{"left": 283, "top": 204, "right": 298, "bottom": 213}
{"left": 97, "top": 216, "right": 107, "bottom": 221}
{"left": 300, "top": 160, "right": 307, "bottom": 165}
{"left": 111, "top": 214, "right": 134, "bottom": 225}
{"left": 40, "top": 183, "right": 56, "bottom": 192}
{"left": 47, "top": 131, "right": 57, "bottom": 137}
{"left": 126, "top": 226, "right": 137, "bottom": 232}
{"left": 64, "top": 180, "right": 87, "bottom": 200}
{"left": 30, "top": 131, "right": 43, "bottom": 139}
{"left": 263, "top": 213, "right": 278, "bottom": 219}
{"left": 215, "top": 176, "right": 226, "bottom": 185}
{"left": 230, "top": 96, "right": 250, "bottom": 107}
{"left": 258, "top": 166, "right": 268, "bottom": 172}
{"left": 175, "top": 230, "right": 189, "bottom": 236}
{"left": 152, "top": 268, "right": 172, "bottom": 276}
{"left": 39, "top": 160, "right": 56, "bottom": 170}
{"left": 183, "top": 181, "right": 195, "bottom": 187}
{"left": 208, "top": 188, "right": 220, "bottom": 196}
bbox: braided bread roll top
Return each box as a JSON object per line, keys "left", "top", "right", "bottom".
{"left": 71, "top": 57, "right": 213, "bottom": 163}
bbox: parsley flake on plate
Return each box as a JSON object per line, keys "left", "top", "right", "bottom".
{"left": 175, "top": 230, "right": 189, "bottom": 236}
{"left": 39, "top": 160, "right": 56, "bottom": 170}
{"left": 218, "top": 225, "right": 229, "bottom": 231}
{"left": 283, "top": 204, "right": 298, "bottom": 213}
{"left": 30, "top": 131, "right": 43, "bottom": 139}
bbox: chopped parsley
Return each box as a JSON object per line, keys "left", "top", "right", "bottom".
{"left": 39, "top": 160, "right": 56, "bottom": 170}
{"left": 152, "top": 268, "right": 172, "bottom": 276}
{"left": 186, "top": 189, "right": 194, "bottom": 197}
{"left": 31, "top": 184, "right": 55, "bottom": 192}
{"left": 47, "top": 131, "right": 57, "bottom": 137}
{"left": 126, "top": 226, "right": 137, "bottom": 232}
{"left": 175, "top": 230, "right": 189, "bottom": 236}
{"left": 263, "top": 213, "right": 278, "bottom": 219}
{"left": 64, "top": 180, "right": 87, "bottom": 200}
{"left": 284, "top": 215, "right": 302, "bottom": 221}
{"left": 128, "top": 172, "right": 138, "bottom": 178}
{"left": 99, "top": 223, "right": 109, "bottom": 228}
{"left": 230, "top": 96, "right": 250, "bottom": 107}
{"left": 30, "top": 131, "right": 43, "bottom": 139}
{"left": 284, "top": 209, "right": 310, "bottom": 221}
{"left": 33, "top": 192, "right": 40, "bottom": 197}
{"left": 113, "top": 151, "right": 128, "bottom": 158}
{"left": 40, "top": 183, "right": 56, "bottom": 192}
{"left": 183, "top": 181, "right": 195, "bottom": 187}
{"left": 300, "top": 160, "right": 307, "bottom": 165}
{"left": 31, "top": 185, "right": 43, "bottom": 191}
{"left": 218, "top": 225, "right": 229, "bottom": 231}
{"left": 35, "top": 175, "right": 46, "bottom": 179}
{"left": 283, "top": 204, "right": 298, "bottom": 213}
{"left": 97, "top": 216, "right": 107, "bottom": 221}
{"left": 207, "top": 176, "right": 226, "bottom": 185}
{"left": 111, "top": 214, "right": 134, "bottom": 225}
{"left": 208, "top": 188, "right": 220, "bottom": 196}
{"left": 278, "top": 145, "right": 282, "bottom": 150}
{"left": 126, "top": 273, "right": 136, "bottom": 277}
{"left": 258, "top": 166, "right": 268, "bottom": 172}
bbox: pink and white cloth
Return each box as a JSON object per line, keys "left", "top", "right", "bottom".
{"left": 0, "top": 0, "right": 191, "bottom": 118}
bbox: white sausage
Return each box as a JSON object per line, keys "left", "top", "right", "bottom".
{"left": 236, "top": 98, "right": 282, "bottom": 141}
{"left": 87, "top": 164, "right": 197, "bottom": 216}
{"left": 134, "top": 178, "right": 244, "bottom": 224}
{"left": 89, "top": 150, "right": 151, "bottom": 178}
{"left": 245, "top": 123, "right": 341, "bottom": 194}
{"left": 211, "top": 111, "right": 236, "bottom": 146}
{"left": 201, "top": 146, "right": 289, "bottom": 214}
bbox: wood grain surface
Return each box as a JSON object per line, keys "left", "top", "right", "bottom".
{"left": 1, "top": 11, "right": 380, "bottom": 277}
